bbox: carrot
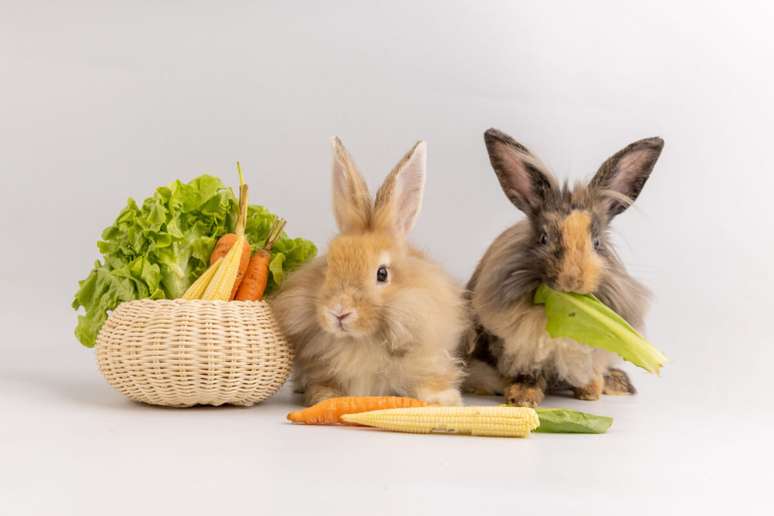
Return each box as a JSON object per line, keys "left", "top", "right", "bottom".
{"left": 234, "top": 249, "right": 271, "bottom": 301}
{"left": 230, "top": 240, "right": 252, "bottom": 299}
{"left": 209, "top": 163, "right": 251, "bottom": 298}
{"left": 210, "top": 233, "right": 241, "bottom": 264}
{"left": 287, "top": 396, "right": 428, "bottom": 425}
{"left": 235, "top": 218, "right": 286, "bottom": 301}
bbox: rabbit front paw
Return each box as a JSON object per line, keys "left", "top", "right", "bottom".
{"left": 504, "top": 373, "right": 547, "bottom": 407}
{"left": 504, "top": 382, "right": 545, "bottom": 408}
{"left": 304, "top": 384, "right": 344, "bottom": 406}
{"left": 416, "top": 387, "right": 463, "bottom": 406}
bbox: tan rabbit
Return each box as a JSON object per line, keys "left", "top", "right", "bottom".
{"left": 272, "top": 138, "right": 466, "bottom": 406}
{"left": 464, "top": 129, "right": 664, "bottom": 407}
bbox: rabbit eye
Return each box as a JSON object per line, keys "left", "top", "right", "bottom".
{"left": 376, "top": 265, "right": 389, "bottom": 283}
{"left": 593, "top": 237, "right": 602, "bottom": 250}
{"left": 538, "top": 232, "right": 549, "bottom": 245}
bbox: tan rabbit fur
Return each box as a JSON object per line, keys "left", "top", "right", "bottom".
{"left": 464, "top": 129, "right": 663, "bottom": 407}
{"left": 272, "top": 138, "right": 466, "bottom": 406}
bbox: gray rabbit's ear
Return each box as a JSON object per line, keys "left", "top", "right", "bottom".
{"left": 374, "top": 140, "right": 427, "bottom": 236}
{"left": 484, "top": 129, "right": 558, "bottom": 216}
{"left": 590, "top": 137, "right": 664, "bottom": 218}
{"left": 331, "top": 137, "right": 372, "bottom": 233}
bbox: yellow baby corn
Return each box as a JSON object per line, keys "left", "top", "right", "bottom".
{"left": 181, "top": 257, "right": 223, "bottom": 300}
{"left": 201, "top": 234, "right": 246, "bottom": 301}
{"left": 341, "top": 406, "right": 540, "bottom": 438}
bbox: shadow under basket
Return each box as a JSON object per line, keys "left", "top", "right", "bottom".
{"left": 95, "top": 299, "right": 294, "bottom": 407}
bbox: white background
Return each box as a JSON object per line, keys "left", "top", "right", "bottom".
{"left": 1, "top": 1, "right": 772, "bottom": 515}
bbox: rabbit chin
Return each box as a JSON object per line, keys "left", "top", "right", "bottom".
{"left": 322, "top": 324, "right": 370, "bottom": 338}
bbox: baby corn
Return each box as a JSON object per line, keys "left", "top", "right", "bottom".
{"left": 181, "top": 257, "right": 223, "bottom": 300}
{"left": 341, "top": 406, "right": 540, "bottom": 438}
{"left": 201, "top": 234, "right": 246, "bottom": 301}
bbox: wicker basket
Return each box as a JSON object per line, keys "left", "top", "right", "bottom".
{"left": 95, "top": 299, "right": 293, "bottom": 407}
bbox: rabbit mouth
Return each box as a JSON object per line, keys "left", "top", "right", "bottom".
{"left": 332, "top": 317, "right": 351, "bottom": 333}
{"left": 548, "top": 276, "right": 598, "bottom": 295}
{"left": 321, "top": 307, "right": 363, "bottom": 336}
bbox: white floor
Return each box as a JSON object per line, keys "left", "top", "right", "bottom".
{"left": 1, "top": 339, "right": 767, "bottom": 516}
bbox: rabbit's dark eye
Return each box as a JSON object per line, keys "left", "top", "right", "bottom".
{"left": 376, "top": 265, "right": 389, "bottom": 283}
{"left": 538, "top": 232, "right": 549, "bottom": 245}
{"left": 593, "top": 237, "right": 602, "bottom": 250}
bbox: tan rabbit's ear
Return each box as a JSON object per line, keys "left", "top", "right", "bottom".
{"left": 331, "top": 137, "right": 372, "bottom": 232}
{"left": 373, "top": 141, "right": 427, "bottom": 237}
{"left": 590, "top": 137, "right": 664, "bottom": 218}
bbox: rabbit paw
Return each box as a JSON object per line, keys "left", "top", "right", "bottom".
{"left": 572, "top": 376, "right": 604, "bottom": 401}
{"left": 504, "top": 382, "right": 545, "bottom": 408}
{"left": 304, "top": 384, "right": 344, "bottom": 406}
{"left": 417, "top": 387, "right": 463, "bottom": 406}
{"left": 603, "top": 368, "right": 636, "bottom": 395}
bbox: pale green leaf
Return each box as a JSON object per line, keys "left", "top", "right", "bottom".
{"left": 534, "top": 283, "right": 667, "bottom": 374}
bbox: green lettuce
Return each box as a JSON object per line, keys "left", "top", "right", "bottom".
{"left": 73, "top": 175, "right": 316, "bottom": 347}
{"left": 533, "top": 283, "right": 667, "bottom": 374}
{"left": 534, "top": 408, "right": 613, "bottom": 434}
{"left": 500, "top": 405, "right": 613, "bottom": 433}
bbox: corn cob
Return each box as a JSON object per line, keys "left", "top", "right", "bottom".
{"left": 181, "top": 257, "right": 224, "bottom": 300}
{"left": 201, "top": 234, "right": 247, "bottom": 301}
{"left": 341, "top": 406, "right": 540, "bottom": 438}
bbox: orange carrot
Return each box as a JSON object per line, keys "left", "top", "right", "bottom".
{"left": 210, "top": 233, "right": 239, "bottom": 264}
{"left": 235, "top": 249, "right": 271, "bottom": 301}
{"left": 235, "top": 218, "right": 286, "bottom": 301}
{"left": 287, "top": 396, "right": 428, "bottom": 425}
{"left": 230, "top": 241, "right": 252, "bottom": 299}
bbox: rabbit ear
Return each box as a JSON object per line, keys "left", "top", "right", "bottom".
{"left": 484, "top": 129, "right": 558, "bottom": 216}
{"left": 590, "top": 137, "right": 664, "bottom": 218}
{"left": 373, "top": 141, "right": 427, "bottom": 236}
{"left": 331, "top": 137, "right": 372, "bottom": 232}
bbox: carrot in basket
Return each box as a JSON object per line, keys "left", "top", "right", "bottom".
{"left": 210, "top": 163, "right": 251, "bottom": 299}
{"left": 287, "top": 396, "right": 428, "bottom": 425}
{"left": 211, "top": 233, "right": 250, "bottom": 265}
{"left": 235, "top": 218, "right": 286, "bottom": 301}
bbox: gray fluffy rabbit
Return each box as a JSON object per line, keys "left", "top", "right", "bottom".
{"left": 463, "top": 128, "right": 664, "bottom": 407}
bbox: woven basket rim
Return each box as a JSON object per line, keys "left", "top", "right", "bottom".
{"left": 114, "top": 298, "right": 273, "bottom": 307}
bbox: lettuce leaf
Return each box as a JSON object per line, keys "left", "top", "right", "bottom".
{"left": 533, "top": 283, "right": 667, "bottom": 374}
{"left": 500, "top": 405, "right": 613, "bottom": 433}
{"left": 73, "top": 175, "right": 316, "bottom": 347}
{"left": 534, "top": 408, "right": 613, "bottom": 434}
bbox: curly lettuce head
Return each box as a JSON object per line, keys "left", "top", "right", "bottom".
{"left": 73, "top": 175, "right": 316, "bottom": 347}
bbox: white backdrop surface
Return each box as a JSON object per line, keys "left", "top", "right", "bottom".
{"left": 1, "top": 2, "right": 772, "bottom": 515}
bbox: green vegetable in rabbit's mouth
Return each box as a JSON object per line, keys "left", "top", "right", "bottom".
{"left": 533, "top": 283, "right": 667, "bottom": 374}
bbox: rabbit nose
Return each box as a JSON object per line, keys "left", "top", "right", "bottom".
{"left": 328, "top": 305, "right": 355, "bottom": 327}
{"left": 331, "top": 310, "right": 352, "bottom": 322}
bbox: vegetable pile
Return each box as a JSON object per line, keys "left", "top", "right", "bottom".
{"left": 534, "top": 284, "right": 667, "bottom": 374}
{"left": 181, "top": 165, "right": 288, "bottom": 302}
{"left": 287, "top": 396, "right": 614, "bottom": 438}
{"left": 73, "top": 171, "right": 316, "bottom": 347}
